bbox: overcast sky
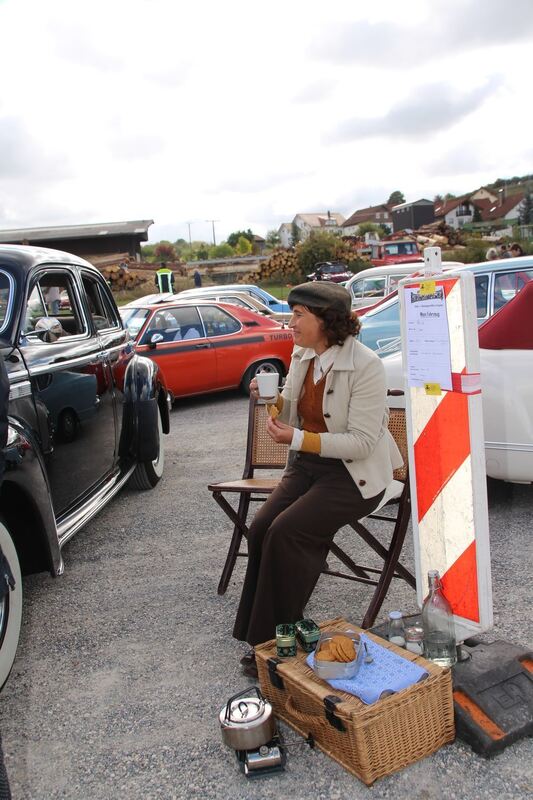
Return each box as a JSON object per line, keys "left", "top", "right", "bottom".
{"left": 1, "top": 0, "right": 532, "bottom": 244}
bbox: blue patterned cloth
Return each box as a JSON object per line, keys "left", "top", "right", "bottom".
{"left": 306, "top": 633, "right": 428, "bottom": 705}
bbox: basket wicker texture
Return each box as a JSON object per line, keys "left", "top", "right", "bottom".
{"left": 255, "top": 618, "right": 455, "bottom": 785}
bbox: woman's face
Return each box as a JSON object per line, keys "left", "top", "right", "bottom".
{"left": 289, "top": 304, "right": 328, "bottom": 351}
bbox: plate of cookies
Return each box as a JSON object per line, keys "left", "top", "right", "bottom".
{"left": 312, "top": 631, "right": 362, "bottom": 680}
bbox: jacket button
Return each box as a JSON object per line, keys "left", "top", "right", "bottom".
{"left": 346, "top": 459, "right": 353, "bottom": 464}
{"left": 358, "top": 479, "right": 366, "bottom": 486}
{"left": 327, "top": 389, "right": 334, "bottom": 394}
{"left": 324, "top": 412, "right": 331, "bottom": 418}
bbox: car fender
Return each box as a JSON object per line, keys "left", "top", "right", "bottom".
{"left": 1, "top": 419, "right": 62, "bottom": 576}
{"left": 120, "top": 354, "right": 169, "bottom": 463}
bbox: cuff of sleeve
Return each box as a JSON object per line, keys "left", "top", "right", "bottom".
{"left": 300, "top": 431, "right": 321, "bottom": 454}
{"left": 289, "top": 428, "right": 304, "bottom": 451}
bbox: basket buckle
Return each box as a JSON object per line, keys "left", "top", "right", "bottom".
{"left": 267, "top": 657, "right": 285, "bottom": 690}
{"left": 324, "top": 695, "right": 345, "bottom": 732}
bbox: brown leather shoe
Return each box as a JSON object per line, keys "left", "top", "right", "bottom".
{"left": 239, "top": 648, "right": 255, "bottom": 667}
{"left": 241, "top": 659, "right": 258, "bottom": 680}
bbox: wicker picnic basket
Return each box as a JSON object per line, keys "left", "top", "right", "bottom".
{"left": 255, "top": 618, "right": 455, "bottom": 785}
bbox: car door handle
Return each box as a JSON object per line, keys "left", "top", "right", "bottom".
{"left": 195, "top": 343, "right": 210, "bottom": 349}
{"left": 96, "top": 351, "right": 109, "bottom": 361}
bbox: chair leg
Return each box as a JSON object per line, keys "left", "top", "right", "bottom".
{"left": 351, "top": 519, "right": 415, "bottom": 587}
{"left": 361, "top": 493, "right": 413, "bottom": 629}
{"left": 327, "top": 542, "right": 374, "bottom": 580}
{"left": 213, "top": 492, "right": 251, "bottom": 595}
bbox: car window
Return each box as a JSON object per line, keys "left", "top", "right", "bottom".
{"left": 475, "top": 274, "right": 489, "bottom": 319}
{"left": 198, "top": 305, "right": 240, "bottom": 337}
{"left": 141, "top": 305, "right": 204, "bottom": 344}
{"left": 362, "top": 278, "right": 386, "bottom": 298}
{"left": 0, "top": 271, "right": 13, "bottom": 333}
{"left": 350, "top": 279, "right": 364, "bottom": 299}
{"left": 82, "top": 273, "right": 120, "bottom": 330}
{"left": 219, "top": 295, "right": 250, "bottom": 309}
{"left": 493, "top": 269, "right": 533, "bottom": 311}
{"left": 389, "top": 274, "right": 406, "bottom": 290}
{"left": 22, "top": 271, "right": 85, "bottom": 339}
{"left": 120, "top": 307, "right": 150, "bottom": 337}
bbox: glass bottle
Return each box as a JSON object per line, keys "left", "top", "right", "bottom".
{"left": 421, "top": 570, "right": 457, "bottom": 667}
{"left": 387, "top": 611, "right": 405, "bottom": 647}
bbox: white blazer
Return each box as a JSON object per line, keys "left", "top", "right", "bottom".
{"left": 278, "top": 336, "right": 403, "bottom": 499}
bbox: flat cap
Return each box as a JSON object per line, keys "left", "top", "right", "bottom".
{"left": 287, "top": 281, "right": 351, "bottom": 314}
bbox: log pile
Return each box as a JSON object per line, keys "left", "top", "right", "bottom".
{"left": 254, "top": 249, "right": 299, "bottom": 281}
{"left": 99, "top": 264, "right": 146, "bottom": 290}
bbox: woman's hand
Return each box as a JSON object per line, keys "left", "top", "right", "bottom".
{"left": 249, "top": 377, "right": 259, "bottom": 399}
{"left": 266, "top": 416, "right": 294, "bottom": 445}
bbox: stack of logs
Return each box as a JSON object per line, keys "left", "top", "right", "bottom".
{"left": 253, "top": 249, "right": 299, "bottom": 281}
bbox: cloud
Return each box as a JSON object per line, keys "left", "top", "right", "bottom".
{"left": 292, "top": 80, "right": 332, "bottom": 104}
{"left": 215, "top": 171, "right": 313, "bottom": 193}
{"left": 108, "top": 133, "right": 167, "bottom": 160}
{"left": 326, "top": 77, "right": 502, "bottom": 143}
{"left": 313, "top": 0, "right": 533, "bottom": 68}
{"left": 0, "top": 116, "right": 69, "bottom": 180}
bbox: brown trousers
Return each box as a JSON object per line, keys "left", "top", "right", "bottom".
{"left": 233, "top": 453, "right": 385, "bottom": 646}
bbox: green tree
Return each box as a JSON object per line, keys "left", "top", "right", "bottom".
{"left": 226, "top": 229, "right": 254, "bottom": 247}
{"left": 209, "top": 242, "right": 234, "bottom": 258}
{"left": 296, "top": 231, "right": 338, "bottom": 276}
{"left": 141, "top": 244, "right": 156, "bottom": 261}
{"left": 444, "top": 192, "right": 457, "bottom": 201}
{"left": 356, "top": 222, "right": 382, "bottom": 238}
{"left": 265, "top": 229, "right": 281, "bottom": 249}
{"left": 387, "top": 190, "right": 405, "bottom": 205}
{"left": 433, "top": 194, "right": 443, "bottom": 203}
{"left": 291, "top": 221, "right": 300, "bottom": 245}
{"left": 235, "top": 235, "right": 252, "bottom": 255}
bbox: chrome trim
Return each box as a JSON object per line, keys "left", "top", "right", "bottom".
{"left": 0, "top": 270, "right": 15, "bottom": 334}
{"left": 485, "top": 441, "right": 533, "bottom": 453}
{"left": 8, "top": 368, "right": 29, "bottom": 382}
{"left": 9, "top": 380, "right": 32, "bottom": 400}
{"left": 29, "top": 353, "right": 101, "bottom": 375}
{"left": 57, "top": 465, "right": 136, "bottom": 548}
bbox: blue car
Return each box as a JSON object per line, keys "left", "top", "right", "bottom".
{"left": 178, "top": 284, "right": 290, "bottom": 313}
{"left": 358, "top": 257, "right": 533, "bottom": 355}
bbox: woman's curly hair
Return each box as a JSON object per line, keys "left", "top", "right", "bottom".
{"left": 304, "top": 305, "right": 361, "bottom": 346}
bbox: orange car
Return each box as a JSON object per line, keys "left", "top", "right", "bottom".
{"left": 120, "top": 300, "right": 294, "bottom": 400}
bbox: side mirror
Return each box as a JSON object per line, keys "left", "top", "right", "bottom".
{"left": 149, "top": 332, "right": 165, "bottom": 349}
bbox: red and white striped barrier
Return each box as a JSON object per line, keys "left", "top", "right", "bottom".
{"left": 400, "top": 268, "right": 493, "bottom": 642}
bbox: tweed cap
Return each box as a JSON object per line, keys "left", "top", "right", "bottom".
{"left": 287, "top": 281, "right": 351, "bottom": 314}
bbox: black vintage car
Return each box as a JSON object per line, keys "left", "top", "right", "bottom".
{"left": 0, "top": 245, "right": 170, "bottom": 686}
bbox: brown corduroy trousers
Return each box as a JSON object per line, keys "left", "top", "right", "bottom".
{"left": 233, "top": 453, "right": 385, "bottom": 646}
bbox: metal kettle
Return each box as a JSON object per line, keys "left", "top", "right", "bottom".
{"left": 219, "top": 687, "right": 276, "bottom": 751}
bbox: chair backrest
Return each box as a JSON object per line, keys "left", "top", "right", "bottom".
{"left": 244, "top": 398, "right": 288, "bottom": 476}
{"left": 387, "top": 398, "right": 408, "bottom": 482}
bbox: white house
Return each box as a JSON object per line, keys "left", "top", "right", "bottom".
{"left": 277, "top": 212, "right": 345, "bottom": 246}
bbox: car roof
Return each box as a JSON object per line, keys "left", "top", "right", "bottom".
{"left": 0, "top": 243, "right": 99, "bottom": 273}
{"left": 360, "top": 255, "right": 533, "bottom": 317}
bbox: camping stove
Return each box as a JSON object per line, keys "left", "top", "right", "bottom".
{"left": 236, "top": 731, "right": 286, "bottom": 778}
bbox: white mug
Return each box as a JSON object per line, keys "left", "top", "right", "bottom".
{"left": 256, "top": 372, "right": 279, "bottom": 400}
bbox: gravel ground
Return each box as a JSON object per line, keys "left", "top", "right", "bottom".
{"left": 1, "top": 391, "right": 532, "bottom": 799}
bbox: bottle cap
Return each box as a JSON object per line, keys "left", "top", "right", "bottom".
{"left": 388, "top": 610, "right": 403, "bottom": 620}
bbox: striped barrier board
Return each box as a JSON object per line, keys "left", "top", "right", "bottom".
{"left": 399, "top": 268, "right": 493, "bottom": 642}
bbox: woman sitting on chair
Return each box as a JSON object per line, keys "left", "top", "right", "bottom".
{"left": 234, "top": 281, "right": 403, "bottom": 678}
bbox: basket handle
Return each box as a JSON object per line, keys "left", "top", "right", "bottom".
{"left": 285, "top": 694, "right": 346, "bottom": 732}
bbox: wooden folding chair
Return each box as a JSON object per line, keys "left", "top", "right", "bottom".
{"left": 208, "top": 399, "right": 288, "bottom": 595}
{"left": 323, "top": 394, "right": 416, "bottom": 628}
{"left": 207, "top": 392, "right": 415, "bottom": 627}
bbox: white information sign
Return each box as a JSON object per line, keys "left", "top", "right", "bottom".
{"left": 404, "top": 285, "right": 452, "bottom": 390}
